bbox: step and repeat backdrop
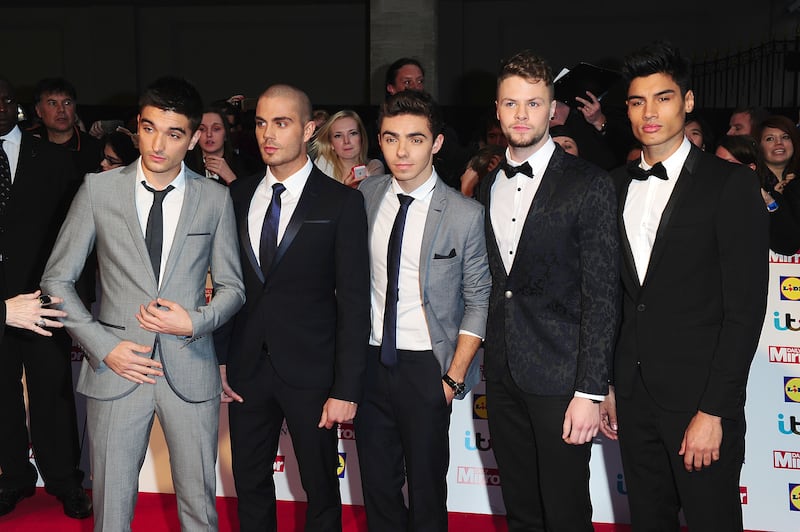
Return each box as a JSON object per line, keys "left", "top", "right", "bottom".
{"left": 34, "top": 250, "right": 798, "bottom": 529}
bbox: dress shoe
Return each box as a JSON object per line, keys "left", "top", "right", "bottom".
{"left": 0, "top": 486, "right": 35, "bottom": 517}
{"left": 55, "top": 486, "right": 92, "bottom": 519}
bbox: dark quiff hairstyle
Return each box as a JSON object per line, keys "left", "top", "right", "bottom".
{"left": 622, "top": 41, "right": 692, "bottom": 96}
{"left": 138, "top": 76, "right": 203, "bottom": 132}
{"left": 33, "top": 77, "right": 77, "bottom": 103}
{"left": 497, "top": 50, "right": 554, "bottom": 99}
{"left": 378, "top": 90, "right": 443, "bottom": 138}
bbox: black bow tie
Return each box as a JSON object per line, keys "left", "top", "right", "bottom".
{"left": 628, "top": 160, "right": 668, "bottom": 181}
{"left": 502, "top": 160, "right": 534, "bottom": 179}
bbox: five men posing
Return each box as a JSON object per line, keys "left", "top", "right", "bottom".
{"left": 6, "top": 41, "right": 767, "bottom": 531}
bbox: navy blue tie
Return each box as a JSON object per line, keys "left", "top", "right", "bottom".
{"left": 259, "top": 182, "right": 286, "bottom": 277}
{"left": 142, "top": 182, "right": 174, "bottom": 283}
{"left": 381, "top": 194, "right": 415, "bottom": 367}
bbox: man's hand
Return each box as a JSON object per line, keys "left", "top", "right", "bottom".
{"left": 219, "top": 365, "right": 243, "bottom": 404}
{"left": 442, "top": 381, "right": 456, "bottom": 405}
{"left": 136, "top": 298, "right": 193, "bottom": 336}
{"left": 575, "top": 91, "right": 607, "bottom": 131}
{"left": 599, "top": 386, "right": 618, "bottom": 440}
{"left": 562, "top": 396, "right": 600, "bottom": 444}
{"left": 318, "top": 398, "right": 357, "bottom": 429}
{"left": 679, "top": 410, "right": 723, "bottom": 472}
{"left": 103, "top": 341, "right": 160, "bottom": 384}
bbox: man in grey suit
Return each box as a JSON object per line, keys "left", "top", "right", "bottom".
{"left": 356, "top": 90, "right": 491, "bottom": 531}
{"left": 41, "top": 77, "right": 245, "bottom": 532}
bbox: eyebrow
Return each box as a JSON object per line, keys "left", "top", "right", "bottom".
{"left": 140, "top": 118, "right": 186, "bottom": 135}
{"left": 626, "top": 89, "right": 676, "bottom": 101}
{"left": 381, "top": 130, "right": 429, "bottom": 139}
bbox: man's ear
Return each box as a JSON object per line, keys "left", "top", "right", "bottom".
{"left": 188, "top": 129, "right": 201, "bottom": 151}
{"left": 303, "top": 121, "right": 316, "bottom": 143}
{"left": 432, "top": 133, "right": 444, "bottom": 155}
{"left": 684, "top": 90, "right": 695, "bottom": 114}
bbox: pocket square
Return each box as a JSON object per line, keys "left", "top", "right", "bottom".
{"left": 187, "top": 232, "right": 211, "bottom": 236}
{"left": 434, "top": 248, "right": 457, "bottom": 259}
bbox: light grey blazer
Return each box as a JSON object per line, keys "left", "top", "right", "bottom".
{"left": 41, "top": 163, "right": 245, "bottom": 403}
{"left": 358, "top": 173, "right": 491, "bottom": 396}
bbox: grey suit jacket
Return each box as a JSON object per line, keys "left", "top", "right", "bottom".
{"left": 41, "top": 162, "right": 245, "bottom": 402}
{"left": 358, "top": 173, "right": 491, "bottom": 396}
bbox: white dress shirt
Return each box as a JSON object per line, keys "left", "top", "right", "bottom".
{"left": 135, "top": 158, "right": 186, "bottom": 287}
{"left": 369, "top": 172, "right": 436, "bottom": 350}
{"left": 0, "top": 125, "right": 22, "bottom": 182}
{"left": 490, "top": 138, "right": 556, "bottom": 274}
{"left": 623, "top": 136, "right": 692, "bottom": 284}
{"left": 247, "top": 157, "right": 313, "bottom": 264}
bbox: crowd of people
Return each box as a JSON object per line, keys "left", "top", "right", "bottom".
{"left": 0, "top": 38, "right": 791, "bottom": 532}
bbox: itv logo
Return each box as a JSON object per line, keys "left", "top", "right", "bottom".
{"left": 778, "top": 413, "right": 800, "bottom": 435}
{"left": 464, "top": 430, "right": 492, "bottom": 451}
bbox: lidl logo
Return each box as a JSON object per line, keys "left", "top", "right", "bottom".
{"left": 786, "top": 377, "right": 800, "bottom": 402}
{"left": 472, "top": 394, "right": 488, "bottom": 420}
{"left": 790, "top": 484, "right": 800, "bottom": 511}
{"left": 781, "top": 277, "right": 800, "bottom": 300}
{"left": 337, "top": 453, "right": 347, "bottom": 478}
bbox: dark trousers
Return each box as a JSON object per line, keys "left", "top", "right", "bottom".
{"left": 229, "top": 353, "right": 341, "bottom": 532}
{"left": 487, "top": 366, "right": 593, "bottom": 532}
{"left": 0, "top": 329, "right": 83, "bottom": 494}
{"left": 617, "top": 372, "right": 745, "bottom": 532}
{"left": 355, "top": 346, "right": 451, "bottom": 532}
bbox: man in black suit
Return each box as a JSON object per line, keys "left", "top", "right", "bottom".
{"left": 0, "top": 78, "right": 90, "bottom": 518}
{"left": 599, "top": 42, "right": 768, "bottom": 530}
{"left": 217, "top": 84, "right": 370, "bottom": 532}
{"left": 478, "top": 51, "right": 619, "bottom": 531}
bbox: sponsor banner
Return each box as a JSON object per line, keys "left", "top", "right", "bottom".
{"left": 456, "top": 466, "right": 501, "bottom": 486}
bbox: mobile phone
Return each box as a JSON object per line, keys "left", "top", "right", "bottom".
{"left": 353, "top": 165, "right": 368, "bottom": 181}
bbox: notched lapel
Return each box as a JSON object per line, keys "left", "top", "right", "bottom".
{"left": 121, "top": 167, "right": 157, "bottom": 285}
{"left": 160, "top": 175, "right": 200, "bottom": 288}
{"left": 513, "top": 152, "right": 561, "bottom": 269}
{"left": 640, "top": 148, "right": 698, "bottom": 288}
{"left": 419, "top": 181, "right": 446, "bottom": 286}
{"left": 265, "top": 173, "right": 319, "bottom": 279}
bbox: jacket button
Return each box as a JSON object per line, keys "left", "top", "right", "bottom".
{"left": 504, "top": 290, "right": 513, "bottom": 299}
{"left": 637, "top": 304, "right": 646, "bottom": 312}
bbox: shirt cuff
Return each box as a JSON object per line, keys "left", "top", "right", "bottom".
{"left": 574, "top": 391, "right": 606, "bottom": 402}
{"left": 458, "top": 329, "right": 483, "bottom": 340}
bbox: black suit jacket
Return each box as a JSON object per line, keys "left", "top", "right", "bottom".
{"left": 478, "top": 145, "right": 620, "bottom": 396}
{"left": 1, "top": 130, "right": 78, "bottom": 300}
{"left": 219, "top": 166, "right": 370, "bottom": 402}
{"left": 611, "top": 146, "right": 769, "bottom": 419}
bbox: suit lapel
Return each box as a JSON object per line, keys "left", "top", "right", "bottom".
{"left": 239, "top": 176, "right": 265, "bottom": 284}
{"left": 616, "top": 172, "right": 640, "bottom": 293}
{"left": 419, "top": 177, "right": 447, "bottom": 291}
{"left": 120, "top": 165, "right": 157, "bottom": 285}
{"left": 510, "top": 149, "right": 561, "bottom": 276}
{"left": 640, "top": 147, "right": 699, "bottom": 288}
{"left": 160, "top": 170, "right": 201, "bottom": 288}
{"left": 481, "top": 168, "right": 507, "bottom": 282}
{"left": 264, "top": 169, "right": 321, "bottom": 280}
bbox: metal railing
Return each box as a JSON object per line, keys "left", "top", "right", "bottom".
{"left": 692, "top": 38, "right": 800, "bottom": 110}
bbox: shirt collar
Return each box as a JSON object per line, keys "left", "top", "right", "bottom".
{"left": 136, "top": 158, "right": 187, "bottom": 193}
{"left": 266, "top": 156, "right": 313, "bottom": 197}
{"left": 391, "top": 168, "right": 437, "bottom": 203}
{"left": 505, "top": 137, "right": 556, "bottom": 178}
{"left": 640, "top": 136, "right": 692, "bottom": 180}
{"left": 0, "top": 125, "right": 21, "bottom": 145}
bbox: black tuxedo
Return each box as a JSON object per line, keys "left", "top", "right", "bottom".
{"left": 0, "top": 130, "right": 83, "bottom": 495}
{"left": 218, "top": 166, "right": 370, "bottom": 532}
{"left": 611, "top": 145, "right": 768, "bottom": 530}
{"left": 478, "top": 145, "right": 619, "bottom": 531}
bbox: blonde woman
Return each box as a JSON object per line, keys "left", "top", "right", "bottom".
{"left": 312, "top": 110, "right": 384, "bottom": 187}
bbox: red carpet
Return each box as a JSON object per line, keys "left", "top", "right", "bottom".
{"left": 0, "top": 488, "right": 643, "bottom": 531}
